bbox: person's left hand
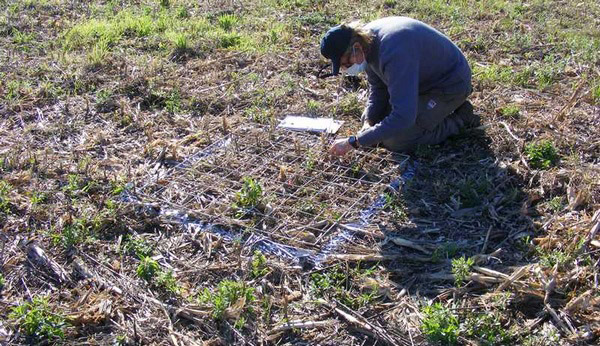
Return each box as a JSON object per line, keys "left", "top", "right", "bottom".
{"left": 329, "top": 138, "right": 353, "bottom": 157}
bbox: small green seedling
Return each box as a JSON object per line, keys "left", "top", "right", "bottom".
{"left": 251, "top": 250, "right": 268, "bottom": 278}
{"left": 9, "top": 297, "right": 67, "bottom": 342}
{"left": 524, "top": 140, "right": 559, "bottom": 169}
{"left": 198, "top": 280, "right": 255, "bottom": 322}
{"left": 52, "top": 217, "right": 91, "bottom": 249}
{"left": 0, "top": 180, "right": 12, "bottom": 213}
{"left": 452, "top": 256, "right": 474, "bottom": 287}
{"left": 232, "top": 177, "right": 262, "bottom": 217}
{"left": 499, "top": 104, "right": 520, "bottom": 118}
{"left": 123, "top": 235, "right": 153, "bottom": 259}
{"left": 421, "top": 302, "right": 459, "bottom": 345}
{"left": 464, "top": 312, "right": 512, "bottom": 344}
{"left": 156, "top": 270, "right": 181, "bottom": 294}
{"left": 217, "top": 14, "right": 238, "bottom": 31}
{"left": 137, "top": 256, "right": 159, "bottom": 281}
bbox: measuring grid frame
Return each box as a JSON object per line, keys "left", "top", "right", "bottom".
{"left": 130, "top": 124, "right": 409, "bottom": 260}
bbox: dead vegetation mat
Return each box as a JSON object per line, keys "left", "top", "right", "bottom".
{"left": 1, "top": 0, "right": 600, "bottom": 345}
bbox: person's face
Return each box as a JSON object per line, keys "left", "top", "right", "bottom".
{"left": 340, "top": 43, "right": 364, "bottom": 71}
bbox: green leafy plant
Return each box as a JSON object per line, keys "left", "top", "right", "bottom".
{"left": 525, "top": 140, "right": 559, "bottom": 169}
{"left": 421, "top": 302, "right": 459, "bottom": 345}
{"left": 339, "top": 92, "right": 362, "bottom": 117}
{"left": 306, "top": 99, "right": 321, "bottom": 114}
{"left": 29, "top": 191, "right": 47, "bottom": 205}
{"left": 218, "top": 32, "right": 241, "bottom": 48}
{"left": 156, "top": 270, "right": 181, "bottom": 294}
{"left": 383, "top": 192, "right": 408, "bottom": 220}
{"left": 164, "top": 89, "right": 182, "bottom": 113}
{"left": 548, "top": 196, "right": 564, "bottom": 212}
{"left": 198, "top": 280, "right": 255, "bottom": 321}
{"left": 452, "top": 256, "right": 474, "bottom": 287}
{"left": 9, "top": 297, "right": 67, "bottom": 342}
{"left": 499, "top": 104, "right": 520, "bottom": 118}
{"left": 137, "top": 256, "right": 160, "bottom": 281}
{"left": 123, "top": 235, "right": 153, "bottom": 259}
{"left": 593, "top": 82, "right": 600, "bottom": 105}
{"left": 232, "top": 177, "right": 262, "bottom": 214}
{"left": 457, "top": 178, "right": 490, "bottom": 208}
{"left": 432, "top": 242, "right": 460, "bottom": 262}
{"left": 0, "top": 180, "right": 12, "bottom": 213}
{"left": 217, "top": 14, "right": 238, "bottom": 31}
{"left": 310, "top": 267, "right": 346, "bottom": 297}
{"left": 0, "top": 272, "right": 5, "bottom": 290}
{"left": 52, "top": 217, "right": 91, "bottom": 249}
{"left": 464, "top": 312, "right": 512, "bottom": 345}
{"left": 251, "top": 251, "right": 268, "bottom": 278}
{"left": 304, "top": 150, "right": 316, "bottom": 171}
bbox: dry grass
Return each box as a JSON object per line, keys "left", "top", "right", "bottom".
{"left": 1, "top": 0, "right": 599, "bottom": 345}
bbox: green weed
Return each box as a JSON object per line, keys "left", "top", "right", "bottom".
{"left": 592, "top": 82, "right": 600, "bottom": 105}
{"left": 533, "top": 56, "right": 565, "bottom": 90}
{"left": 159, "top": 0, "right": 170, "bottom": 9}
{"left": 233, "top": 177, "right": 263, "bottom": 211}
{"left": 11, "top": 28, "right": 34, "bottom": 45}
{"left": 0, "top": 180, "right": 12, "bottom": 213}
{"left": 9, "top": 297, "right": 67, "bottom": 342}
{"left": 198, "top": 280, "right": 255, "bottom": 321}
{"left": 137, "top": 256, "right": 160, "bottom": 281}
{"left": 0, "top": 272, "right": 5, "bottom": 290}
{"left": 421, "top": 302, "right": 459, "bottom": 345}
{"left": 383, "top": 192, "right": 408, "bottom": 221}
{"left": 452, "top": 256, "right": 474, "bottom": 287}
{"left": 218, "top": 32, "right": 242, "bottom": 48}
{"left": 123, "top": 235, "right": 153, "bottom": 259}
{"left": 306, "top": 99, "right": 321, "bottom": 114}
{"left": 339, "top": 92, "right": 362, "bottom": 117}
{"left": 457, "top": 178, "right": 490, "bottom": 208}
{"left": 310, "top": 267, "right": 346, "bottom": 297}
{"left": 244, "top": 106, "right": 273, "bottom": 124}
{"left": 304, "top": 150, "right": 316, "bottom": 171}
{"left": 251, "top": 251, "right": 268, "bottom": 278}
{"left": 524, "top": 140, "right": 559, "bottom": 169}
{"left": 499, "top": 104, "right": 520, "bottom": 118}
{"left": 383, "top": 0, "right": 397, "bottom": 8}
{"left": 176, "top": 6, "right": 189, "bottom": 18}
{"left": 156, "top": 270, "right": 181, "bottom": 294}
{"left": 464, "top": 312, "right": 512, "bottom": 345}
{"left": 548, "top": 196, "right": 564, "bottom": 212}
{"left": 164, "top": 89, "right": 182, "bottom": 113}
{"left": 87, "top": 40, "right": 110, "bottom": 66}
{"left": 53, "top": 217, "right": 91, "bottom": 249}
{"left": 218, "top": 14, "right": 238, "bottom": 31}
{"left": 431, "top": 242, "right": 460, "bottom": 262}
{"left": 168, "top": 32, "right": 188, "bottom": 50}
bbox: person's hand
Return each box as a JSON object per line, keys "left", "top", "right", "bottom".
{"left": 329, "top": 138, "right": 354, "bottom": 157}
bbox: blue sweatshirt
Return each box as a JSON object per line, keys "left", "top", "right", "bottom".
{"left": 357, "top": 17, "right": 472, "bottom": 147}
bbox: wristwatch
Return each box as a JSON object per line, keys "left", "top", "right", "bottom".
{"left": 348, "top": 136, "right": 360, "bottom": 149}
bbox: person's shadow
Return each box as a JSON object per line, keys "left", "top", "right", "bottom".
{"left": 373, "top": 129, "right": 537, "bottom": 342}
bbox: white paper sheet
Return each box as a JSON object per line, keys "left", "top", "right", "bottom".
{"left": 278, "top": 115, "right": 344, "bottom": 134}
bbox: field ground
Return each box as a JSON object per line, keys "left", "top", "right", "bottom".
{"left": 1, "top": 0, "right": 599, "bottom": 345}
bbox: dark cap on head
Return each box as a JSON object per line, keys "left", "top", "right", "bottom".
{"left": 320, "top": 25, "right": 353, "bottom": 76}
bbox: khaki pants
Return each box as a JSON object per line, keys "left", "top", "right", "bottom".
{"left": 378, "top": 91, "right": 471, "bottom": 153}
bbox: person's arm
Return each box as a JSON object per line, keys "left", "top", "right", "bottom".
{"left": 362, "top": 70, "right": 390, "bottom": 126}
{"left": 357, "top": 47, "right": 420, "bottom": 147}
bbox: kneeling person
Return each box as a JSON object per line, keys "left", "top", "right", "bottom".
{"left": 321, "top": 17, "right": 479, "bottom": 156}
